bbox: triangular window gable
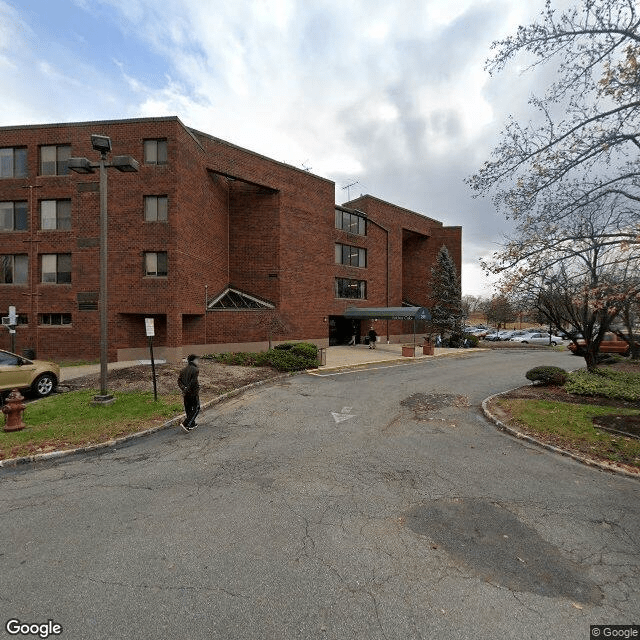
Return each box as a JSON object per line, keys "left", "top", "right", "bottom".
{"left": 208, "top": 287, "right": 275, "bottom": 310}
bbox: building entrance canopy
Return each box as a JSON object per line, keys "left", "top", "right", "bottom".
{"left": 343, "top": 306, "right": 431, "bottom": 322}
{"left": 343, "top": 306, "right": 432, "bottom": 347}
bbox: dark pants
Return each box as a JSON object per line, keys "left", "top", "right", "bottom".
{"left": 183, "top": 393, "right": 200, "bottom": 429}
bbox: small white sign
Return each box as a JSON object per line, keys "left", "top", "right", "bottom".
{"left": 145, "top": 317, "right": 155, "bottom": 337}
{"left": 8, "top": 305, "right": 16, "bottom": 325}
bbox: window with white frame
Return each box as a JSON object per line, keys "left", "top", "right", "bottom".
{"left": 335, "top": 277, "right": 367, "bottom": 299}
{"left": 41, "top": 253, "right": 71, "bottom": 284}
{"left": 143, "top": 139, "right": 168, "bottom": 165}
{"left": 144, "top": 196, "right": 168, "bottom": 222}
{"left": 335, "top": 243, "right": 366, "bottom": 268}
{"left": 0, "top": 255, "right": 28, "bottom": 284}
{"left": 40, "top": 145, "right": 71, "bottom": 176}
{"left": 0, "top": 201, "right": 28, "bottom": 231}
{"left": 0, "top": 147, "right": 28, "bottom": 178}
{"left": 40, "top": 200, "right": 71, "bottom": 230}
{"left": 144, "top": 252, "right": 168, "bottom": 277}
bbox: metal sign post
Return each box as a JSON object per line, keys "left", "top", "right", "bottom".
{"left": 145, "top": 318, "right": 157, "bottom": 402}
{"left": 5, "top": 306, "right": 17, "bottom": 354}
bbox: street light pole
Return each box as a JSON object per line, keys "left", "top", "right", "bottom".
{"left": 68, "top": 135, "right": 138, "bottom": 406}
{"left": 97, "top": 152, "right": 109, "bottom": 401}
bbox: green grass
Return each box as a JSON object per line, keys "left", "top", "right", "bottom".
{"left": 1, "top": 390, "right": 183, "bottom": 460}
{"left": 498, "top": 398, "right": 640, "bottom": 468}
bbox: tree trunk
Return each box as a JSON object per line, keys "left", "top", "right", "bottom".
{"left": 584, "top": 349, "right": 598, "bottom": 371}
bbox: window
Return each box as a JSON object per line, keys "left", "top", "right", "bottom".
{"left": 144, "top": 252, "right": 168, "bottom": 277}
{"left": 41, "top": 254, "right": 71, "bottom": 284}
{"left": 0, "top": 147, "right": 28, "bottom": 178}
{"left": 144, "top": 196, "right": 168, "bottom": 222}
{"left": 0, "top": 255, "right": 28, "bottom": 284}
{"left": 0, "top": 351, "right": 20, "bottom": 365}
{"left": 335, "top": 243, "right": 366, "bottom": 267}
{"left": 40, "top": 313, "right": 72, "bottom": 326}
{"left": 40, "top": 145, "right": 71, "bottom": 176}
{"left": 335, "top": 209, "right": 366, "bottom": 235}
{"left": 144, "top": 139, "right": 168, "bottom": 165}
{"left": 335, "top": 277, "right": 366, "bottom": 299}
{"left": 0, "top": 202, "right": 28, "bottom": 231}
{"left": 40, "top": 200, "right": 71, "bottom": 230}
{"left": 207, "top": 287, "right": 275, "bottom": 310}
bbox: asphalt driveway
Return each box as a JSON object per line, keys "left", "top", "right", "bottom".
{"left": 1, "top": 349, "right": 638, "bottom": 639}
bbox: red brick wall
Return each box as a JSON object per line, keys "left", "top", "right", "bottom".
{"left": 0, "top": 118, "right": 462, "bottom": 361}
{"left": 228, "top": 182, "right": 280, "bottom": 303}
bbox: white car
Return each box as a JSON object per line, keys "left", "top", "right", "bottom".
{"left": 510, "top": 332, "right": 566, "bottom": 346}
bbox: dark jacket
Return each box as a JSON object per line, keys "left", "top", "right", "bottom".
{"left": 368, "top": 329, "right": 377, "bottom": 342}
{"left": 178, "top": 362, "right": 199, "bottom": 396}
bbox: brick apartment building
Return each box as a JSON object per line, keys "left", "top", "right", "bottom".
{"left": 0, "top": 116, "right": 461, "bottom": 362}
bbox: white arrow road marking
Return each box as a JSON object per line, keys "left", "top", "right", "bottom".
{"left": 331, "top": 407, "right": 356, "bottom": 423}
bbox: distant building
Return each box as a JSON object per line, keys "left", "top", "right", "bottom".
{"left": 0, "top": 116, "right": 461, "bottom": 361}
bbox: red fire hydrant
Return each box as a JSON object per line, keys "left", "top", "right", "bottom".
{"left": 2, "top": 389, "right": 26, "bottom": 432}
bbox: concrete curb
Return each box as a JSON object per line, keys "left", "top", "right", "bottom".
{"left": 0, "top": 374, "right": 289, "bottom": 470}
{"left": 481, "top": 389, "right": 640, "bottom": 480}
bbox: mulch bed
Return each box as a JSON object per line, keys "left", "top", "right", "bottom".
{"left": 62, "top": 359, "right": 280, "bottom": 400}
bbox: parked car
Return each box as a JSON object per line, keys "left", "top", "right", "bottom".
{"left": 0, "top": 350, "right": 60, "bottom": 398}
{"left": 510, "top": 332, "right": 566, "bottom": 346}
{"left": 568, "top": 332, "right": 639, "bottom": 356}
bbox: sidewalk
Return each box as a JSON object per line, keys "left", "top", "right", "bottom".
{"left": 320, "top": 343, "right": 483, "bottom": 371}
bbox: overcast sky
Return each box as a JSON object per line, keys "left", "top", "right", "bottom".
{"left": 0, "top": 0, "right": 554, "bottom": 296}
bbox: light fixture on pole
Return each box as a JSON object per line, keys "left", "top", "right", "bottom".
{"left": 69, "top": 135, "right": 139, "bottom": 406}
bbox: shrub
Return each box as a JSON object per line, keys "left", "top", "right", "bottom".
{"left": 525, "top": 366, "right": 568, "bottom": 386}
{"left": 289, "top": 342, "right": 319, "bottom": 358}
{"left": 464, "top": 333, "right": 479, "bottom": 348}
{"left": 273, "top": 343, "right": 294, "bottom": 351}
{"left": 205, "top": 342, "right": 319, "bottom": 372}
{"left": 566, "top": 369, "right": 640, "bottom": 401}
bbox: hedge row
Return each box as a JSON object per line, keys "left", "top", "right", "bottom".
{"left": 206, "top": 342, "right": 319, "bottom": 372}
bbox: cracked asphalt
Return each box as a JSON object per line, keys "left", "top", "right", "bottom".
{"left": 1, "top": 349, "right": 638, "bottom": 639}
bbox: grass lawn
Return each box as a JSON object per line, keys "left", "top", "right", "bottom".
{"left": 1, "top": 390, "right": 183, "bottom": 461}
{"left": 498, "top": 397, "right": 640, "bottom": 468}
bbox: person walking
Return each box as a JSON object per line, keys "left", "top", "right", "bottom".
{"left": 348, "top": 322, "right": 357, "bottom": 346}
{"left": 368, "top": 326, "right": 377, "bottom": 349}
{"left": 178, "top": 354, "right": 200, "bottom": 432}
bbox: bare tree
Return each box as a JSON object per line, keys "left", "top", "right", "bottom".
{"left": 611, "top": 260, "right": 640, "bottom": 358}
{"left": 468, "top": 0, "right": 640, "bottom": 228}
{"left": 253, "top": 311, "right": 290, "bottom": 350}
{"left": 461, "top": 294, "right": 483, "bottom": 320}
{"left": 494, "top": 198, "right": 640, "bottom": 369}
{"left": 484, "top": 295, "right": 516, "bottom": 329}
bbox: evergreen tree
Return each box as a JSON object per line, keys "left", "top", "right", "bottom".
{"left": 430, "top": 246, "right": 463, "bottom": 337}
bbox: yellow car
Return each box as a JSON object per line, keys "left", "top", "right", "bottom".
{"left": 0, "top": 349, "right": 60, "bottom": 398}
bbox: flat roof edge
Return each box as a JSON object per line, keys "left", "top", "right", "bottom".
{"left": 188, "top": 127, "right": 335, "bottom": 185}
{"left": 343, "top": 194, "right": 444, "bottom": 226}
{"left": 0, "top": 115, "right": 183, "bottom": 133}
